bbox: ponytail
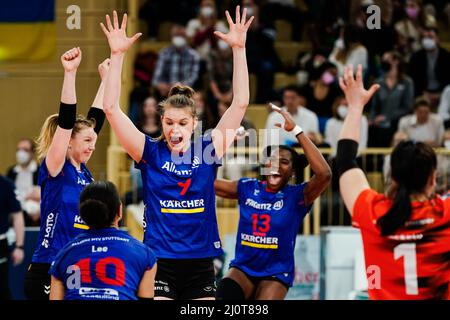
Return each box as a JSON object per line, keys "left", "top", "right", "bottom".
{"left": 378, "top": 184, "right": 412, "bottom": 236}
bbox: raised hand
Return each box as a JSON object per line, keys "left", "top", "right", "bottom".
{"left": 61, "top": 47, "right": 82, "bottom": 72}
{"left": 100, "top": 11, "right": 142, "bottom": 55}
{"left": 339, "top": 64, "right": 379, "bottom": 111}
{"left": 214, "top": 6, "right": 254, "bottom": 49}
{"left": 98, "top": 58, "right": 111, "bottom": 81}
{"left": 271, "top": 103, "right": 296, "bottom": 132}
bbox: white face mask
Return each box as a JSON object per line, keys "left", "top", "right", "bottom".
{"left": 200, "top": 6, "right": 214, "bottom": 18}
{"left": 217, "top": 39, "right": 229, "bottom": 51}
{"left": 422, "top": 38, "right": 436, "bottom": 51}
{"left": 335, "top": 38, "right": 345, "bottom": 50}
{"left": 244, "top": 6, "right": 254, "bottom": 17}
{"left": 172, "top": 36, "right": 186, "bottom": 48}
{"left": 337, "top": 105, "right": 348, "bottom": 119}
{"left": 16, "top": 149, "right": 31, "bottom": 165}
{"left": 444, "top": 140, "right": 450, "bottom": 150}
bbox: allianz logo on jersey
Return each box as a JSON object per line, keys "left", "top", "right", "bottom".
{"left": 77, "top": 176, "right": 90, "bottom": 186}
{"left": 161, "top": 156, "right": 200, "bottom": 175}
{"left": 245, "top": 198, "right": 284, "bottom": 211}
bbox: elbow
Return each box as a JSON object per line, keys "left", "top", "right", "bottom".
{"left": 103, "top": 103, "right": 114, "bottom": 116}
{"left": 320, "top": 168, "right": 333, "bottom": 185}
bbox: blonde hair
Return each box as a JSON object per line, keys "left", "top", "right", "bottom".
{"left": 36, "top": 114, "right": 95, "bottom": 160}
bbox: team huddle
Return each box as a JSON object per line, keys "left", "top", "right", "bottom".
{"left": 23, "top": 8, "right": 449, "bottom": 301}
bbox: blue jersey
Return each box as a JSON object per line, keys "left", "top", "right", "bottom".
{"left": 136, "top": 134, "right": 223, "bottom": 259}
{"left": 49, "top": 228, "right": 157, "bottom": 300}
{"left": 230, "top": 178, "right": 311, "bottom": 287}
{"left": 32, "top": 159, "right": 93, "bottom": 263}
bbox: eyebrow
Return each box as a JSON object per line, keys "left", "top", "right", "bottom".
{"left": 165, "top": 117, "right": 189, "bottom": 122}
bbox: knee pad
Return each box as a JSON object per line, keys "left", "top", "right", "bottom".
{"left": 216, "top": 277, "right": 245, "bottom": 300}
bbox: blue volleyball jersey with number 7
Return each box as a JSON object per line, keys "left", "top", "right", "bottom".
{"left": 230, "top": 178, "right": 311, "bottom": 287}
{"left": 136, "top": 134, "right": 223, "bottom": 259}
{"left": 49, "top": 228, "right": 157, "bottom": 300}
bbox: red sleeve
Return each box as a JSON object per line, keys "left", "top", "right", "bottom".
{"left": 352, "top": 188, "right": 380, "bottom": 231}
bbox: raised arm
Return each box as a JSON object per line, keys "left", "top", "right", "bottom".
{"left": 46, "top": 47, "right": 81, "bottom": 177}
{"left": 337, "top": 65, "right": 379, "bottom": 215}
{"left": 86, "top": 58, "right": 110, "bottom": 134}
{"left": 271, "top": 105, "right": 332, "bottom": 206}
{"left": 212, "top": 6, "right": 254, "bottom": 159}
{"left": 100, "top": 11, "right": 145, "bottom": 162}
{"left": 214, "top": 179, "right": 239, "bottom": 199}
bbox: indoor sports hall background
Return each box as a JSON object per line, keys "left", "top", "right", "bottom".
{"left": 1, "top": 0, "right": 449, "bottom": 300}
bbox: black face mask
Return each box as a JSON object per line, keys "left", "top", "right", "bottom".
{"left": 380, "top": 61, "right": 391, "bottom": 72}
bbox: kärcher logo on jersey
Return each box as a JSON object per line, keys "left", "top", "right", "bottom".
{"left": 159, "top": 199, "right": 205, "bottom": 214}
{"left": 245, "top": 198, "right": 283, "bottom": 211}
{"left": 74, "top": 215, "right": 89, "bottom": 230}
{"left": 241, "top": 233, "right": 279, "bottom": 249}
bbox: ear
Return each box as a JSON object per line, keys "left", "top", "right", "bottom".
{"left": 117, "top": 204, "right": 123, "bottom": 223}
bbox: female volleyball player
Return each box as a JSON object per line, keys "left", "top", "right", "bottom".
{"left": 215, "top": 105, "right": 331, "bottom": 300}
{"left": 337, "top": 64, "right": 450, "bottom": 299}
{"left": 100, "top": 8, "right": 253, "bottom": 299}
{"left": 24, "top": 48, "right": 108, "bottom": 300}
{"left": 49, "top": 181, "right": 157, "bottom": 300}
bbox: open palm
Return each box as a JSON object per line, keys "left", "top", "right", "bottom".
{"left": 100, "top": 11, "right": 142, "bottom": 54}
{"left": 339, "top": 64, "right": 379, "bottom": 110}
{"left": 214, "top": 6, "right": 254, "bottom": 49}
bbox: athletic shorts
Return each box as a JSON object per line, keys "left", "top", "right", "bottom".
{"left": 231, "top": 266, "right": 290, "bottom": 291}
{"left": 24, "top": 263, "right": 51, "bottom": 300}
{"left": 155, "top": 257, "right": 216, "bottom": 300}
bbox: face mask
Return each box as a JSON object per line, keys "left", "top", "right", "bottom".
{"left": 217, "top": 39, "right": 229, "bottom": 51}
{"left": 172, "top": 36, "right": 186, "bottom": 48}
{"left": 16, "top": 149, "right": 30, "bottom": 165}
{"left": 321, "top": 71, "right": 335, "bottom": 85}
{"left": 445, "top": 140, "right": 450, "bottom": 150}
{"left": 380, "top": 61, "right": 391, "bottom": 72}
{"left": 422, "top": 37, "right": 436, "bottom": 51}
{"left": 406, "top": 7, "right": 420, "bottom": 19}
{"left": 244, "top": 6, "right": 254, "bottom": 17}
{"left": 200, "top": 6, "right": 214, "bottom": 18}
{"left": 335, "top": 38, "right": 345, "bottom": 50}
{"left": 337, "top": 105, "right": 348, "bottom": 119}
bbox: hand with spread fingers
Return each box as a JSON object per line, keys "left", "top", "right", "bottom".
{"left": 214, "top": 6, "right": 254, "bottom": 49}
{"left": 338, "top": 64, "right": 380, "bottom": 111}
{"left": 100, "top": 10, "right": 142, "bottom": 55}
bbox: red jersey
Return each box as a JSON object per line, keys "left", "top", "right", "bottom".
{"left": 353, "top": 189, "right": 450, "bottom": 300}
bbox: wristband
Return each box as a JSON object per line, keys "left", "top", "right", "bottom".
{"left": 15, "top": 245, "right": 24, "bottom": 250}
{"left": 58, "top": 102, "right": 76, "bottom": 129}
{"left": 87, "top": 107, "right": 105, "bottom": 134}
{"left": 292, "top": 125, "right": 303, "bottom": 137}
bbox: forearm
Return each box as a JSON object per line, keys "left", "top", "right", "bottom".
{"left": 91, "top": 81, "right": 105, "bottom": 109}
{"left": 297, "top": 133, "right": 331, "bottom": 177}
{"left": 12, "top": 213, "right": 24, "bottom": 247}
{"left": 61, "top": 71, "right": 77, "bottom": 104}
{"left": 339, "top": 107, "right": 363, "bottom": 143}
{"left": 230, "top": 47, "right": 249, "bottom": 108}
{"left": 103, "top": 53, "right": 124, "bottom": 114}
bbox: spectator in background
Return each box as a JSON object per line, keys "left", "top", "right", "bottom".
{"left": 437, "top": 84, "right": 450, "bottom": 129}
{"left": 217, "top": 100, "right": 256, "bottom": 181}
{"left": 193, "top": 90, "right": 218, "bottom": 134}
{"left": 7, "top": 139, "right": 40, "bottom": 226}
{"left": 259, "top": 0, "right": 305, "bottom": 41}
{"left": 152, "top": 25, "right": 200, "bottom": 98}
{"left": 139, "top": 0, "right": 197, "bottom": 40}
{"left": 244, "top": 0, "right": 283, "bottom": 103}
{"left": 329, "top": 24, "right": 368, "bottom": 76}
{"left": 186, "top": 0, "right": 228, "bottom": 62}
{"left": 397, "top": 97, "right": 445, "bottom": 147}
{"left": 136, "top": 96, "right": 161, "bottom": 139}
{"left": 394, "top": 0, "right": 427, "bottom": 60}
{"left": 302, "top": 61, "right": 341, "bottom": 132}
{"left": 409, "top": 25, "right": 450, "bottom": 105}
{"left": 325, "top": 96, "right": 368, "bottom": 158}
{"left": 264, "top": 85, "right": 320, "bottom": 148}
{"left": 207, "top": 37, "right": 233, "bottom": 104}
{"left": 382, "top": 131, "right": 408, "bottom": 188}
{"left": 369, "top": 51, "right": 414, "bottom": 147}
